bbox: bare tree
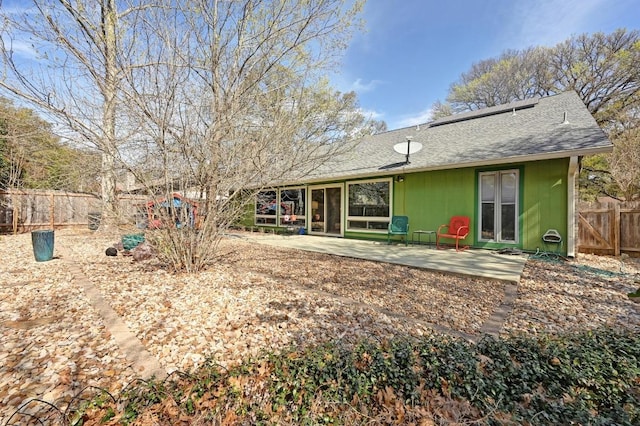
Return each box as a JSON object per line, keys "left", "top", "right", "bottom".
{"left": 0, "top": 0, "right": 146, "bottom": 231}
{"left": 608, "top": 128, "right": 640, "bottom": 201}
{"left": 2, "top": 0, "right": 375, "bottom": 270}
{"left": 432, "top": 28, "right": 640, "bottom": 200}
{"left": 445, "top": 47, "right": 554, "bottom": 112}
{"left": 607, "top": 107, "right": 640, "bottom": 201}
{"left": 441, "top": 29, "right": 640, "bottom": 122}
{"left": 116, "top": 0, "right": 373, "bottom": 272}
{"left": 550, "top": 29, "right": 640, "bottom": 126}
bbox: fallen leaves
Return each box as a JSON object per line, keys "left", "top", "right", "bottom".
{"left": 1, "top": 229, "right": 639, "bottom": 424}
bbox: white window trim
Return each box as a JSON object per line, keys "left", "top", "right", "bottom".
{"left": 478, "top": 170, "right": 519, "bottom": 243}
{"left": 278, "top": 186, "right": 307, "bottom": 227}
{"left": 308, "top": 183, "right": 345, "bottom": 236}
{"left": 346, "top": 178, "right": 393, "bottom": 233}
{"left": 255, "top": 189, "right": 278, "bottom": 226}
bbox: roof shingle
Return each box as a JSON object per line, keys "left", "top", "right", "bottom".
{"left": 304, "top": 91, "right": 611, "bottom": 183}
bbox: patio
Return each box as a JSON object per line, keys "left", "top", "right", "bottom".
{"left": 244, "top": 233, "right": 528, "bottom": 282}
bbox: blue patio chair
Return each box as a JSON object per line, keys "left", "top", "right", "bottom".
{"left": 387, "top": 215, "right": 409, "bottom": 246}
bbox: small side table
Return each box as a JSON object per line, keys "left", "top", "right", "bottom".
{"left": 412, "top": 230, "right": 436, "bottom": 248}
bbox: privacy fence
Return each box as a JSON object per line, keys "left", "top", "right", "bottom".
{"left": 2, "top": 190, "right": 638, "bottom": 256}
{"left": 578, "top": 201, "right": 640, "bottom": 256}
{"left": 0, "top": 189, "right": 147, "bottom": 234}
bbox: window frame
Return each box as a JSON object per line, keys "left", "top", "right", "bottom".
{"left": 346, "top": 178, "right": 392, "bottom": 233}
{"left": 477, "top": 169, "right": 520, "bottom": 244}
{"left": 255, "top": 189, "right": 278, "bottom": 226}
{"left": 255, "top": 187, "right": 307, "bottom": 227}
{"left": 278, "top": 187, "right": 307, "bottom": 227}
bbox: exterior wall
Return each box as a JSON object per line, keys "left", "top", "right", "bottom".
{"left": 344, "top": 168, "right": 476, "bottom": 242}
{"left": 520, "top": 158, "right": 569, "bottom": 253}
{"left": 347, "top": 158, "right": 570, "bottom": 253}
{"left": 248, "top": 158, "right": 570, "bottom": 254}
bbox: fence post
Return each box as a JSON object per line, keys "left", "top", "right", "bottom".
{"left": 50, "top": 192, "right": 55, "bottom": 229}
{"left": 614, "top": 202, "right": 621, "bottom": 257}
{"left": 12, "top": 203, "right": 18, "bottom": 235}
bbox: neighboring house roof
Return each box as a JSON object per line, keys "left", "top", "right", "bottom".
{"left": 298, "top": 91, "right": 612, "bottom": 184}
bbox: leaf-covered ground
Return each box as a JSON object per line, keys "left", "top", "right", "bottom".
{"left": 1, "top": 229, "right": 639, "bottom": 424}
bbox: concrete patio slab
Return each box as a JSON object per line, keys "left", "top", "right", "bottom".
{"left": 244, "top": 234, "right": 528, "bottom": 283}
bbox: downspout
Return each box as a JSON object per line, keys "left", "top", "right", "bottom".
{"left": 567, "top": 156, "right": 579, "bottom": 257}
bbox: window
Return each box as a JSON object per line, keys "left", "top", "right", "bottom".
{"left": 255, "top": 190, "right": 277, "bottom": 225}
{"left": 479, "top": 170, "right": 518, "bottom": 243}
{"left": 255, "top": 188, "right": 306, "bottom": 226}
{"left": 279, "top": 188, "right": 306, "bottom": 227}
{"left": 347, "top": 179, "right": 391, "bottom": 232}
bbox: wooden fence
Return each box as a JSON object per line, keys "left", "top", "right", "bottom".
{"left": 3, "top": 191, "right": 638, "bottom": 256}
{"left": 578, "top": 201, "right": 640, "bottom": 256}
{"left": 0, "top": 190, "right": 148, "bottom": 234}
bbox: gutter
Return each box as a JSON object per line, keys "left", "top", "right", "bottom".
{"left": 289, "top": 146, "right": 613, "bottom": 187}
{"left": 567, "top": 156, "right": 579, "bottom": 257}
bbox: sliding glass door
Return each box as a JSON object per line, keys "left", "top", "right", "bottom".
{"left": 310, "top": 185, "right": 343, "bottom": 235}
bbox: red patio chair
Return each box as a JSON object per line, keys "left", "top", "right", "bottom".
{"left": 436, "top": 216, "right": 470, "bottom": 251}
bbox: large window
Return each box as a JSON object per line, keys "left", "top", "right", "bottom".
{"left": 279, "top": 188, "right": 306, "bottom": 227}
{"left": 255, "top": 188, "right": 306, "bottom": 226}
{"left": 347, "top": 179, "right": 391, "bottom": 232}
{"left": 479, "top": 170, "right": 519, "bottom": 243}
{"left": 255, "top": 190, "right": 277, "bottom": 225}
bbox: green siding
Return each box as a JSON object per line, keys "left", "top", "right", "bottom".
{"left": 393, "top": 168, "right": 476, "bottom": 237}
{"left": 390, "top": 159, "right": 569, "bottom": 253}
{"left": 252, "top": 158, "right": 570, "bottom": 254}
{"left": 238, "top": 203, "right": 255, "bottom": 227}
{"left": 521, "top": 158, "right": 569, "bottom": 253}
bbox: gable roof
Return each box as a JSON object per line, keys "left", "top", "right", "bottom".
{"left": 300, "top": 91, "right": 612, "bottom": 184}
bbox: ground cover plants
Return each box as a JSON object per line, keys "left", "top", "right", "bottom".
{"left": 2, "top": 230, "right": 639, "bottom": 424}
{"left": 62, "top": 327, "right": 640, "bottom": 425}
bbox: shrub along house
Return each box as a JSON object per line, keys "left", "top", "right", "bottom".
{"left": 249, "top": 91, "right": 612, "bottom": 257}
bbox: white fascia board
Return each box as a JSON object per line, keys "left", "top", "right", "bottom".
{"left": 291, "top": 146, "right": 613, "bottom": 186}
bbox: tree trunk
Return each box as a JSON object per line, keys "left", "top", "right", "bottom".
{"left": 98, "top": 0, "right": 120, "bottom": 232}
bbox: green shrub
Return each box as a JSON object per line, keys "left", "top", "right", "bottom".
{"left": 70, "top": 327, "right": 640, "bottom": 425}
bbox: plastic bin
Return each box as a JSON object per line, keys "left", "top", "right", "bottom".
{"left": 31, "top": 230, "right": 55, "bottom": 262}
{"left": 122, "top": 233, "right": 145, "bottom": 250}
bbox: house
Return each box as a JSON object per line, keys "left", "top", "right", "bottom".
{"left": 249, "top": 91, "right": 612, "bottom": 257}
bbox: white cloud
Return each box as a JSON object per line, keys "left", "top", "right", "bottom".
{"left": 2, "top": 37, "right": 39, "bottom": 59}
{"left": 395, "top": 108, "right": 433, "bottom": 129}
{"left": 350, "top": 78, "right": 383, "bottom": 93}
{"left": 502, "top": 0, "right": 608, "bottom": 49}
{"left": 358, "top": 107, "right": 384, "bottom": 122}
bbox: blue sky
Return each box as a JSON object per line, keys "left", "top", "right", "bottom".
{"left": 334, "top": 0, "right": 640, "bottom": 129}
{"left": 2, "top": 0, "right": 638, "bottom": 132}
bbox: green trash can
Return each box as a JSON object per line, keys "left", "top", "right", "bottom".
{"left": 31, "top": 229, "right": 55, "bottom": 262}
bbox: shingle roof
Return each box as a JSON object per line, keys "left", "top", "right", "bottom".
{"left": 302, "top": 91, "right": 612, "bottom": 183}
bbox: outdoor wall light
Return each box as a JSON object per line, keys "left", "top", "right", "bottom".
{"left": 396, "top": 175, "right": 405, "bottom": 182}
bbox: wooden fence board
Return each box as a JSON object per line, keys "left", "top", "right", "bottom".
{"left": 0, "top": 190, "right": 147, "bottom": 233}
{"left": 621, "top": 207, "right": 640, "bottom": 252}
{"left": 578, "top": 201, "right": 640, "bottom": 256}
